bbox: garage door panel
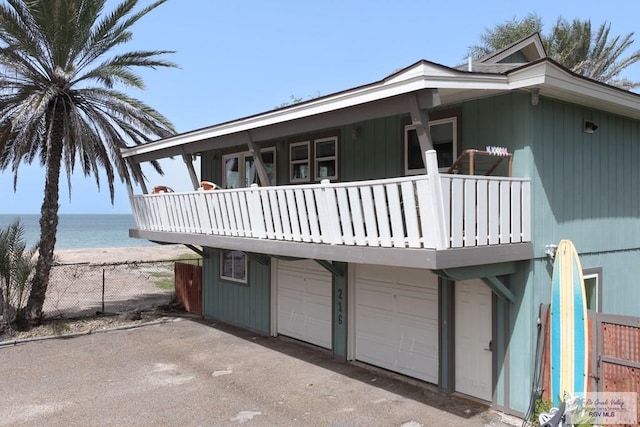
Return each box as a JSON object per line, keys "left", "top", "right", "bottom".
{"left": 355, "top": 265, "right": 439, "bottom": 384}
{"left": 356, "top": 289, "right": 395, "bottom": 312}
{"left": 397, "top": 267, "right": 432, "bottom": 286}
{"left": 277, "top": 260, "right": 332, "bottom": 349}
{"left": 356, "top": 308, "right": 396, "bottom": 338}
{"left": 306, "top": 277, "right": 332, "bottom": 297}
{"left": 355, "top": 264, "right": 397, "bottom": 283}
{"left": 396, "top": 294, "right": 437, "bottom": 318}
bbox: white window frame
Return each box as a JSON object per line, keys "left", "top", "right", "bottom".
{"left": 314, "top": 136, "right": 338, "bottom": 181}
{"left": 220, "top": 250, "right": 248, "bottom": 284}
{"left": 289, "top": 141, "right": 310, "bottom": 183}
{"left": 222, "top": 148, "right": 276, "bottom": 188}
{"left": 404, "top": 117, "right": 458, "bottom": 175}
{"left": 583, "top": 268, "right": 602, "bottom": 312}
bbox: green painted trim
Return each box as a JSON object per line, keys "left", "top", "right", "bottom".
{"left": 481, "top": 277, "right": 516, "bottom": 303}
{"left": 315, "top": 259, "right": 345, "bottom": 277}
{"left": 433, "top": 262, "right": 518, "bottom": 281}
{"left": 439, "top": 278, "right": 455, "bottom": 393}
{"left": 332, "top": 263, "right": 348, "bottom": 360}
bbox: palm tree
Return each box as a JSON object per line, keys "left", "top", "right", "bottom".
{"left": 469, "top": 14, "right": 640, "bottom": 90}
{"left": 469, "top": 13, "right": 543, "bottom": 59}
{"left": 0, "top": 0, "right": 176, "bottom": 322}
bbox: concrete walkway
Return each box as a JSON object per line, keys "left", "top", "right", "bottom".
{"left": 0, "top": 318, "right": 521, "bottom": 426}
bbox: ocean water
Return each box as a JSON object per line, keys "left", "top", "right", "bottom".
{"left": 0, "top": 214, "right": 153, "bottom": 250}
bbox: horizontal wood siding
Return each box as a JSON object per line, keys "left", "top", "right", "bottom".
{"left": 202, "top": 248, "right": 270, "bottom": 334}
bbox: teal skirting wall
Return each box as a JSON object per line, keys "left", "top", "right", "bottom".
{"left": 202, "top": 248, "right": 271, "bottom": 334}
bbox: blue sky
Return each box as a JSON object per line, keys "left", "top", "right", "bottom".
{"left": 2, "top": 0, "right": 639, "bottom": 214}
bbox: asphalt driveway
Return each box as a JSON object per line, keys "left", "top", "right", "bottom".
{"left": 0, "top": 318, "right": 520, "bottom": 426}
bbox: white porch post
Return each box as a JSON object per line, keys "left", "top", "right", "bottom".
{"left": 425, "top": 150, "right": 449, "bottom": 250}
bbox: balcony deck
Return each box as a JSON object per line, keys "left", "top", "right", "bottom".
{"left": 129, "top": 168, "right": 533, "bottom": 270}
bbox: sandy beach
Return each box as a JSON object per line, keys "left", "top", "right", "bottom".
{"left": 42, "top": 244, "right": 199, "bottom": 318}
{"left": 55, "top": 243, "right": 195, "bottom": 264}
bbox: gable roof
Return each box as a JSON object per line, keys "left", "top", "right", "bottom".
{"left": 457, "top": 33, "right": 547, "bottom": 73}
{"left": 478, "top": 33, "right": 546, "bottom": 65}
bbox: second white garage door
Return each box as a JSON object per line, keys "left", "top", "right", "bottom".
{"left": 277, "top": 259, "right": 332, "bottom": 349}
{"left": 355, "top": 265, "right": 439, "bottom": 383}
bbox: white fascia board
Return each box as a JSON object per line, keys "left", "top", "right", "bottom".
{"left": 385, "top": 62, "right": 460, "bottom": 83}
{"left": 121, "top": 71, "right": 509, "bottom": 160}
{"left": 507, "top": 61, "right": 640, "bottom": 118}
{"left": 122, "top": 75, "right": 431, "bottom": 159}
{"left": 505, "top": 62, "right": 548, "bottom": 88}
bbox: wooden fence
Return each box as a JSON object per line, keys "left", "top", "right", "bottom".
{"left": 541, "top": 305, "right": 640, "bottom": 424}
{"left": 174, "top": 262, "right": 202, "bottom": 315}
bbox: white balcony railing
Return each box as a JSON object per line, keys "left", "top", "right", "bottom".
{"left": 131, "top": 153, "right": 531, "bottom": 251}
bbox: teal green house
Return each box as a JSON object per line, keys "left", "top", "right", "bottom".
{"left": 121, "top": 34, "right": 640, "bottom": 417}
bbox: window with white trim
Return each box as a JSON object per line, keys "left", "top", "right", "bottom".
{"left": 583, "top": 268, "right": 602, "bottom": 312}
{"left": 315, "top": 137, "right": 338, "bottom": 180}
{"left": 221, "top": 250, "right": 247, "bottom": 283}
{"left": 222, "top": 148, "right": 276, "bottom": 189}
{"left": 290, "top": 141, "right": 310, "bottom": 182}
{"left": 289, "top": 136, "right": 338, "bottom": 182}
{"left": 405, "top": 117, "right": 457, "bottom": 174}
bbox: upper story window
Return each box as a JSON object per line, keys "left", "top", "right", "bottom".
{"left": 315, "top": 137, "right": 338, "bottom": 180}
{"left": 290, "top": 142, "right": 310, "bottom": 183}
{"left": 405, "top": 117, "right": 458, "bottom": 174}
{"left": 290, "top": 136, "right": 338, "bottom": 183}
{"left": 223, "top": 148, "right": 276, "bottom": 189}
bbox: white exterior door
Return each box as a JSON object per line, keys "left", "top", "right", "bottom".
{"left": 455, "top": 279, "right": 493, "bottom": 401}
{"left": 276, "top": 259, "right": 332, "bottom": 349}
{"left": 355, "top": 265, "right": 439, "bottom": 383}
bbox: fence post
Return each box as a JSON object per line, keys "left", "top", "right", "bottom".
{"left": 102, "top": 268, "right": 105, "bottom": 314}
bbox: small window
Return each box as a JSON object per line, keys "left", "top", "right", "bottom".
{"left": 290, "top": 141, "right": 310, "bottom": 182}
{"left": 405, "top": 117, "right": 457, "bottom": 174}
{"left": 315, "top": 137, "right": 337, "bottom": 180}
{"left": 583, "top": 268, "right": 602, "bottom": 312}
{"left": 221, "top": 250, "right": 247, "bottom": 283}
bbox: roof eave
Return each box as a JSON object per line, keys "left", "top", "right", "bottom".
{"left": 121, "top": 67, "right": 509, "bottom": 160}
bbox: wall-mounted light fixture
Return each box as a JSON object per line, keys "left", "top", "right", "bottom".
{"left": 544, "top": 244, "right": 558, "bottom": 259}
{"left": 584, "top": 120, "right": 598, "bottom": 134}
{"left": 530, "top": 88, "right": 540, "bottom": 106}
{"left": 352, "top": 126, "right": 362, "bottom": 140}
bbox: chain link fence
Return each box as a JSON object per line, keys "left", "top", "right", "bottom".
{"left": 43, "top": 257, "right": 201, "bottom": 319}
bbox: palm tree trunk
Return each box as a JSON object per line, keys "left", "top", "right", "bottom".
{"left": 24, "top": 113, "right": 64, "bottom": 323}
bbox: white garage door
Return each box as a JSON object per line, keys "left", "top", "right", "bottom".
{"left": 355, "top": 265, "right": 439, "bottom": 383}
{"left": 277, "top": 259, "right": 332, "bottom": 349}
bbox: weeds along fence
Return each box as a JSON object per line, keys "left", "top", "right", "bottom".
{"left": 44, "top": 257, "right": 201, "bottom": 319}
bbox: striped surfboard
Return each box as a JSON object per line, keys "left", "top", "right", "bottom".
{"left": 550, "top": 239, "right": 589, "bottom": 407}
